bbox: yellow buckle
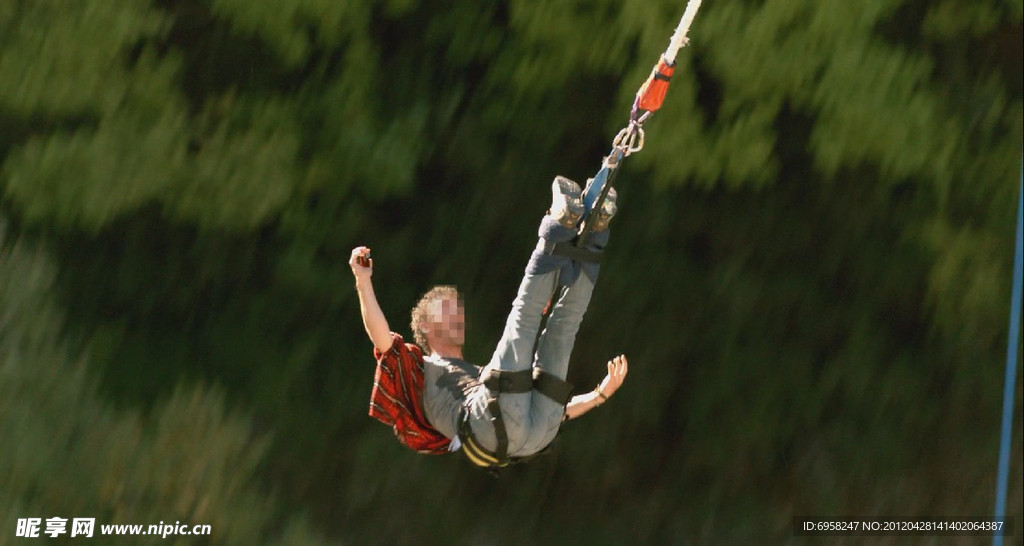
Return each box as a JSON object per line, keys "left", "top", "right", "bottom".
{"left": 462, "top": 435, "right": 507, "bottom": 468}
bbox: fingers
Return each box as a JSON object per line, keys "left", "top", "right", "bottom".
{"left": 350, "top": 246, "right": 372, "bottom": 268}
{"left": 607, "top": 354, "right": 628, "bottom": 379}
{"left": 350, "top": 247, "right": 373, "bottom": 278}
{"left": 349, "top": 246, "right": 364, "bottom": 264}
{"left": 602, "top": 354, "right": 628, "bottom": 397}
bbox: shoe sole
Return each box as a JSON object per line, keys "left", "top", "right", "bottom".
{"left": 552, "top": 176, "right": 584, "bottom": 227}
{"left": 591, "top": 188, "right": 617, "bottom": 231}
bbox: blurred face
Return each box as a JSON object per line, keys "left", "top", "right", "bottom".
{"left": 427, "top": 295, "right": 465, "bottom": 348}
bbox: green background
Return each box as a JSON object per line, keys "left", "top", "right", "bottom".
{"left": 1, "top": 0, "right": 1021, "bottom": 543}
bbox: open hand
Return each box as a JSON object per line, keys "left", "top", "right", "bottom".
{"left": 598, "top": 354, "right": 628, "bottom": 399}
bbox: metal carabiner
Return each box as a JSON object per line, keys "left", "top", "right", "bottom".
{"left": 612, "top": 123, "right": 645, "bottom": 157}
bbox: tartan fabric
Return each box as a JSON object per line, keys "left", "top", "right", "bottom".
{"left": 368, "top": 333, "right": 451, "bottom": 454}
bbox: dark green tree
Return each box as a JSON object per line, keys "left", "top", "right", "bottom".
{"left": 1, "top": 0, "right": 1020, "bottom": 543}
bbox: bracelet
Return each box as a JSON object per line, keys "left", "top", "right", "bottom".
{"left": 594, "top": 387, "right": 608, "bottom": 403}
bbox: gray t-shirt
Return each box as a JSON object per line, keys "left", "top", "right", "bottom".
{"left": 421, "top": 354, "right": 482, "bottom": 440}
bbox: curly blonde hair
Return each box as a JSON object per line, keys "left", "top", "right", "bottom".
{"left": 410, "top": 285, "right": 461, "bottom": 353}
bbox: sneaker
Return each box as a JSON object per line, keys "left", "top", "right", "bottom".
{"left": 589, "top": 187, "right": 617, "bottom": 232}
{"left": 548, "top": 176, "right": 584, "bottom": 229}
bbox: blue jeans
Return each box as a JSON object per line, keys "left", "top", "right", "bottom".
{"left": 464, "top": 258, "right": 597, "bottom": 457}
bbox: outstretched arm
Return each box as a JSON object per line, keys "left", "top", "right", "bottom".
{"left": 350, "top": 246, "right": 394, "bottom": 353}
{"left": 563, "top": 354, "right": 628, "bottom": 421}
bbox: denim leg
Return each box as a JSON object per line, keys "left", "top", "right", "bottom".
{"left": 485, "top": 271, "right": 557, "bottom": 374}
{"left": 521, "top": 271, "right": 597, "bottom": 454}
{"left": 473, "top": 270, "right": 559, "bottom": 454}
{"left": 469, "top": 219, "right": 607, "bottom": 457}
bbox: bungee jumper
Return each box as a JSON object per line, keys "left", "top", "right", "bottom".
{"left": 350, "top": 0, "right": 701, "bottom": 471}
{"left": 351, "top": 193, "right": 626, "bottom": 470}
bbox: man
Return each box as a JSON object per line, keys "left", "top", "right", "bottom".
{"left": 351, "top": 176, "right": 628, "bottom": 469}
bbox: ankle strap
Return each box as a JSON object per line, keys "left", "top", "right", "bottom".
{"left": 550, "top": 242, "right": 602, "bottom": 263}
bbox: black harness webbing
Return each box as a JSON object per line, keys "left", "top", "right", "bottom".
{"left": 486, "top": 396, "right": 510, "bottom": 461}
{"left": 533, "top": 368, "right": 574, "bottom": 405}
{"left": 477, "top": 368, "right": 532, "bottom": 462}
{"left": 480, "top": 368, "right": 533, "bottom": 393}
{"left": 550, "top": 242, "right": 602, "bottom": 263}
{"left": 459, "top": 368, "right": 574, "bottom": 471}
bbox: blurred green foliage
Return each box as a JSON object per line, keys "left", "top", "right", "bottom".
{"left": 0, "top": 225, "right": 336, "bottom": 545}
{"left": 1, "top": 0, "right": 1021, "bottom": 543}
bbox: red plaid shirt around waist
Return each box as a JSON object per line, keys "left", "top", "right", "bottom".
{"left": 368, "top": 333, "right": 452, "bottom": 454}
